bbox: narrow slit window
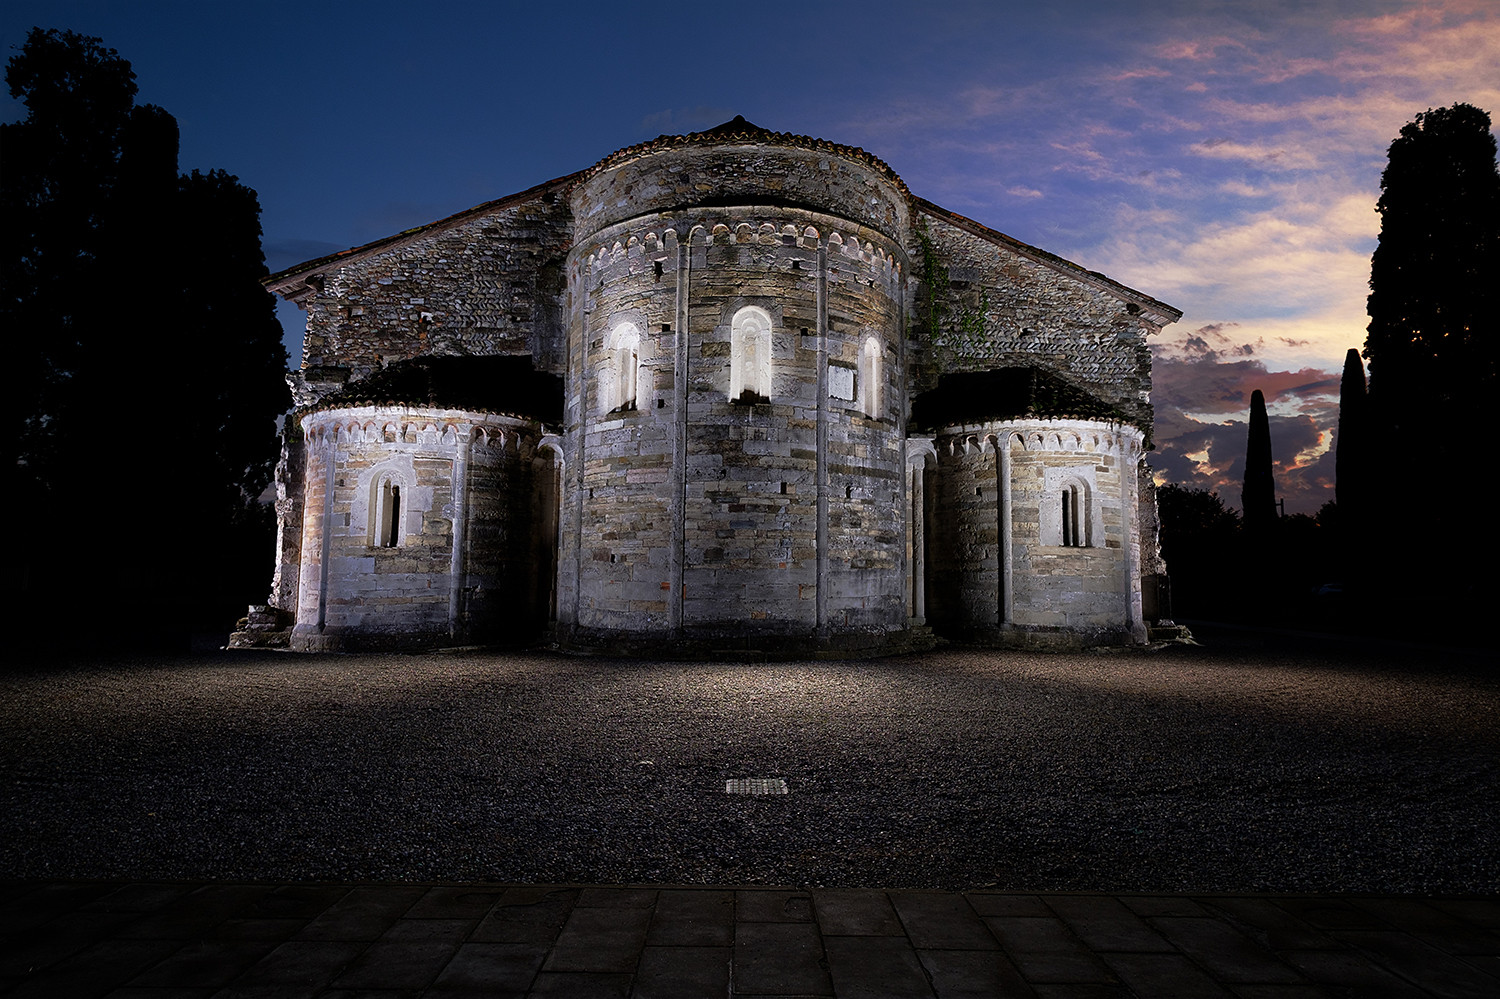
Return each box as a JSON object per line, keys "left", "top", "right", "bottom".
{"left": 372, "top": 476, "right": 405, "bottom": 549}
{"left": 860, "top": 336, "right": 882, "bottom": 417}
{"left": 386, "top": 484, "right": 402, "bottom": 547}
{"left": 1059, "top": 483, "right": 1088, "bottom": 547}
{"left": 618, "top": 342, "right": 638, "bottom": 410}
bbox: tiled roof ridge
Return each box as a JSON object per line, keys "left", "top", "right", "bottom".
{"left": 577, "top": 115, "right": 912, "bottom": 200}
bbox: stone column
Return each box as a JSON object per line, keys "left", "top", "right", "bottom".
{"left": 912, "top": 460, "right": 926, "bottom": 622}
{"left": 316, "top": 429, "right": 336, "bottom": 633}
{"left": 1121, "top": 438, "right": 1146, "bottom": 642}
{"left": 815, "top": 241, "right": 829, "bottom": 634}
{"left": 566, "top": 262, "right": 586, "bottom": 629}
{"left": 996, "top": 434, "right": 1013, "bottom": 628}
{"left": 447, "top": 426, "right": 470, "bottom": 638}
{"left": 670, "top": 229, "right": 692, "bottom": 632}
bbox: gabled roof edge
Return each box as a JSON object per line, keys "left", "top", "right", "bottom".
{"left": 913, "top": 197, "right": 1182, "bottom": 326}
{"left": 262, "top": 171, "right": 582, "bottom": 300}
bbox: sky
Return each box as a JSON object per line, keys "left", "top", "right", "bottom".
{"left": 5, "top": 0, "right": 1497, "bottom": 514}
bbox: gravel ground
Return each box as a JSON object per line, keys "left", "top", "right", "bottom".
{"left": 2, "top": 626, "right": 1496, "bottom": 893}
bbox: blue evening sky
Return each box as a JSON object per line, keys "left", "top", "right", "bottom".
{"left": 5, "top": 0, "right": 1496, "bottom": 512}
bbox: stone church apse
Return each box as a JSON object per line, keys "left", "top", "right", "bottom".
{"left": 235, "top": 118, "right": 1181, "bottom": 655}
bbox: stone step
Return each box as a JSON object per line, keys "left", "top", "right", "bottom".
{"left": 1148, "top": 623, "right": 1196, "bottom": 644}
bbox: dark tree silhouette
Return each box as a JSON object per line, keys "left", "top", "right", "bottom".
{"left": 1364, "top": 103, "right": 1498, "bottom": 602}
{"left": 1335, "top": 350, "right": 1367, "bottom": 513}
{"left": 3, "top": 29, "right": 139, "bottom": 495}
{"left": 1241, "top": 389, "right": 1277, "bottom": 536}
{"left": 1365, "top": 104, "right": 1499, "bottom": 433}
{"left": 1156, "top": 484, "right": 1243, "bottom": 617}
{"left": 3, "top": 28, "right": 288, "bottom": 644}
{"left": 1157, "top": 485, "right": 1240, "bottom": 545}
{"left": 1334, "top": 349, "right": 1368, "bottom": 588}
{"left": 174, "top": 169, "right": 295, "bottom": 515}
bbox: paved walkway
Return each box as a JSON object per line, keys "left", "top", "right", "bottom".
{"left": 2, "top": 881, "right": 1497, "bottom": 997}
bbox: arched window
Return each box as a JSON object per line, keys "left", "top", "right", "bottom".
{"left": 1042, "top": 472, "right": 1094, "bottom": 547}
{"left": 605, "top": 322, "right": 641, "bottom": 413}
{"left": 859, "top": 336, "right": 882, "bottom": 418}
{"left": 730, "top": 306, "right": 772, "bottom": 403}
{"left": 372, "top": 475, "right": 405, "bottom": 548}
{"left": 1059, "top": 480, "right": 1092, "bottom": 547}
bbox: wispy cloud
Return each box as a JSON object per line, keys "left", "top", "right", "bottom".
{"left": 833, "top": 1, "right": 1496, "bottom": 512}
{"left": 1188, "top": 138, "right": 1320, "bottom": 169}
{"left": 1154, "top": 36, "right": 1249, "bottom": 63}
{"left": 1151, "top": 344, "right": 1342, "bottom": 513}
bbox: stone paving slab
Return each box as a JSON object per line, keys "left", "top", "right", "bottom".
{"left": 1, "top": 881, "right": 1497, "bottom": 998}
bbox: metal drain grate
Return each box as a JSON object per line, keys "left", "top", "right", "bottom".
{"left": 725, "top": 778, "right": 788, "bottom": 795}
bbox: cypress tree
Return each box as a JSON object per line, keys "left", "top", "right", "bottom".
{"left": 1334, "top": 349, "right": 1368, "bottom": 591}
{"left": 1335, "top": 349, "right": 1366, "bottom": 515}
{"left": 1364, "top": 103, "right": 1498, "bottom": 596}
{"left": 1241, "top": 389, "right": 1277, "bottom": 536}
{"left": 1365, "top": 104, "right": 1499, "bottom": 434}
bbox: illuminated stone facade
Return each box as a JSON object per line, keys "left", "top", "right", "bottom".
{"left": 245, "top": 118, "right": 1180, "bottom": 654}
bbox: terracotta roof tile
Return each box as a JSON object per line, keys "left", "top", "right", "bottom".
{"left": 577, "top": 115, "right": 912, "bottom": 201}
{"left": 302, "top": 355, "right": 563, "bottom": 425}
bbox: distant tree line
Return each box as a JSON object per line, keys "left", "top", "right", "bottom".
{"left": 1157, "top": 103, "right": 1497, "bottom": 635}
{"left": 3, "top": 28, "right": 289, "bottom": 647}
{"left": 1156, "top": 485, "right": 1343, "bottom": 622}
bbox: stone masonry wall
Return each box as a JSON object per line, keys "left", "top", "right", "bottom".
{"left": 565, "top": 226, "right": 678, "bottom": 635}
{"left": 1006, "top": 422, "right": 1142, "bottom": 635}
{"left": 928, "top": 435, "right": 1001, "bottom": 633}
{"left": 454, "top": 424, "right": 547, "bottom": 641}
{"left": 928, "top": 419, "right": 1143, "bottom": 642}
{"left": 820, "top": 227, "right": 906, "bottom": 632}
{"left": 676, "top": 222, "right": 824, "bottom": 636}
{"left": 290, "top": 407, "right": 543, "bottom": 651}
{"left": 564, "top": 191, "right": 909, "bottom": 644}
{"left": 295, "top": 191, "right": 572, "bottom": 397}
{"left": 267, "top": 418, "right": 305, "bottom": 614}
{"left": 913, "top": 208, "right": 1159, "bottom": 430}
